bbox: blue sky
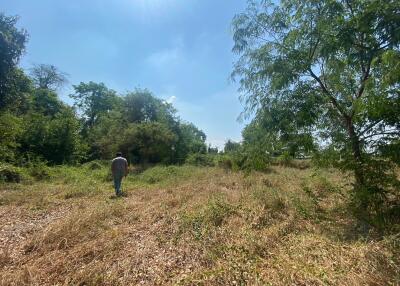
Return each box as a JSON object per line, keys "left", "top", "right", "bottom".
{"left": 3, "top": 0, "right": 249, "bottom": 149}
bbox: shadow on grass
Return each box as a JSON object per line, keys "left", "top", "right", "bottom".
{"left": 109, "top": 192, "right": 129, "bottom": 200}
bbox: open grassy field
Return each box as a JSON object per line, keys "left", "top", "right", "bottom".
{"left": 0, "top": 163, "right": 399, "bottom": 285}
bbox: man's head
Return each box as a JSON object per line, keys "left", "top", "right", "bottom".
{"left": 116, "top": 152, "right": 122, "bottom": 157}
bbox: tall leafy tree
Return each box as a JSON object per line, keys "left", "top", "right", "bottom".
{"left": 224, "top": 139, "right": 241, "bottom": 153}
{"left": 0, "top": 112, "right": 23, "bottom": 162}
{"left": 19, "top": 108, "right": 87, "bottom": 164}
{"left": 175, "top": 122, "right": 207, "bottom": 162}
{"left": 232, "top": 0, "right": 400, "bottom": 210}
{"left": 70, "top": 81, "right": 121, "bottom": 129}
{"left": 0, "top": 13, "right": 30, "bottom": 111}
{"left": 29, "top": 64, "right": 68, "bottom": 90}
{"left": 30, "top": 89, "right": 65, "bottom": 117}
{"left": 123, "top": 89, "right": 177, "bottom": 125}
{"left": 118, "top": 122, "right": 178, "bottom": 164}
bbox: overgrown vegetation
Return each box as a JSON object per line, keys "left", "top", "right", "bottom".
{"left": 1, "top": 1, "right": 399, "bottom": 284}
{"left": 232, "top": 0, "right": 400, "bottom": 223}
{"left": 0, "top": 13, "right": 208, "bottom": 166}
{"left": 0, "top": 164, "right": 399, "bottom": 285}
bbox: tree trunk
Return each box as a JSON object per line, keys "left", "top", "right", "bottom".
{"left": 346, "top": 118, "right": 365, "bottom": 188}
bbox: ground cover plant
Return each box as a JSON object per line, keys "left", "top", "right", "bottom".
{"left": 0, "top": 163, "right": 398, "bottom": 285}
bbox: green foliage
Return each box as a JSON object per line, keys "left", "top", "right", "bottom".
{"left": 175, "top": 122, "right": 207, "bottom": 163}
{"left": 26, "top": 159, "right": 52, "bottom": 180}
{"left": 138, "top": 165, "right": 179, "bottom": 184}
{"left": 75, "top": 87, "right": 206, "bottom": 164}
{"left": 232, "top": 0, "right": 400, "bottom": 213}
{"left": 215, "top": 155, "right": 234, "bottom": 170}
{"left": 214, "top": 145, "right": 271, "bottom": 173}
{"left": 0, "top": 112, "right": 23, "bottom": 162}
{"left": 242, "top": 119, "right": 282, "bottom": 156}
{"left": 19, "top": 109, "right": 87, "bottom": 164}
{"left": 207, "top": 145, "right": 219, "bottom": 154}
{"left": 240, "top": 94, "right": 318, "bottom": 159}
{"left": 378, "top": 140, "right": 400, "bottom": 165}
{"left": 0, "top": 12, "right": 206, "bottom": 166}
{"left": 0, "top": 67, "right": 32, "bottom": 113}
{"left": 29, "top": 64, "right": 68, "bottom": 90}
{"left": 276, "top": 151, "right": 294, "bottom": 167}
{"left": 224, "top": 140, "right": 241, "bottom": 153}
{"left": 351, "top": 159, "right": 400, "bottom": 221}
{"left": 0, "top": 14, "right": 29, "bottom": 111}
{"left": 312, "top": 146, "right": 343, "bottom": 169}
{"left": 123, "top": 89, "right": 176, "bottom": 124}
{"left": 31, "top": 88, "right": 64, "bottom": 116}
{"left": 0, "top": 163, "right": 24, "bottom": 183}
{"left": 70, "top": 81, "right": 121, "bottom": 129}
{"left": 119, "top": 122, "right": 178, "bottom": 164}
{"left": 240, "top": 146, "right": 271, "bottom": 172}
{"left": 135, "top": 165, "right": 199, "bottom": 185}
{"left": 185, "top": 153, "right": 215, "bottom": 167}
{"left": 84, "top": 160, "right": 108, "bottom": 170}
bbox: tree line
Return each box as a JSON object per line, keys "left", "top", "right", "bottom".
{"left": 1, "top": 0, "right": 399, "bottom": 223}
{"left": 0, "top": 13, "right": 207, "bottom": 166}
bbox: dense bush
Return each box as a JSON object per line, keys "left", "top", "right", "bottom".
{"left": 185, "top": 153, "right": 215, "bottom": 167}
{"left": 85, "top": 160, "right": 107, "bottom": 170}
{"left": 312, "top": 147, "right": 343, "bottom": 168}
{"left": 0, "top": 112, "right": 23, "bottom": 162}
{"left": 215, "top": 155, "right": 234, "bottom": 170}
{"left": 26, "top": 160, "right": 52, "bottom": 180}
{"left": 275, "top": 151, "right": 294, "bottom": 167}
{"left": 236, "top": 148, "right": 271, "bottom": 172}
{"left": 136, "top": 165, "right": 199, "bottom": 184}
{"left": 0, "top": 163, "right": 24, "bottom": 183}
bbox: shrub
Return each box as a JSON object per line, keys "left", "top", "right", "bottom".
{"left": 136, "top": 165, "right": 198, "bottom": 184}
{"left": 185, "top": 153, "right": 215, "bottom": 167}
{"left": 312, "top": 147, "right": 343, "bottom": 168}
{"left": 139, "top": 166, "right": 176, "bottom": 183}
{"left": 205, "top": 196, "right": 235, "bottom": 226}
{"left": 27, "top": 160, "right": 51, "bottom": 180}
{"left": 85, "top": 160, "right": 108, "bottom": 170}
{"left": 0, "top": 163, "right": 24, "bottom": 183}
{"left": 0, "top": 113, "right": 23, "bottom": 162}
{"left": 215, "top": 155, "right": 234, "bottom": 170}
{"left": 239, "top": 148, "right": 271, "bottom": 172}
{"left": 276, "top": 151, "right": 294, "bottom": 167}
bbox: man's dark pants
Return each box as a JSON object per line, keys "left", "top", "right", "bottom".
{"left": 113, "top": 174, "right": 123, "bottom": 196}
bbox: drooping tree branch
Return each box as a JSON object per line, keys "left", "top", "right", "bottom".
{"left": 361, "top": 131, "right": 399, "bottom": 141}
{"left": 359, "top": 119, "right": 384, "bottom": 136}
{"left": 308, "top": 68, "right": 347, "bottom": 118}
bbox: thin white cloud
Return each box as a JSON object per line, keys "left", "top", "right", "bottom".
{"left": 159, "top": 85, "right": 179, "bottom": 104}
{"left": 146, "top": 37, "right": 184, "bottom": 69}
{"left": 146, "top": 48, "right": 180, "bottom": 69}
{"left": 166, "top": 95, "right": 177, "bottom": 104}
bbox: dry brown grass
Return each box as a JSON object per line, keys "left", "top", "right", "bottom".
{"left": 0, "top": 165, "right": 398, "bottom": 285}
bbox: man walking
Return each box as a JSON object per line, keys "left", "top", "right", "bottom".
{"left": 111, "top": 152, "right": 128, "bottom": 196}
